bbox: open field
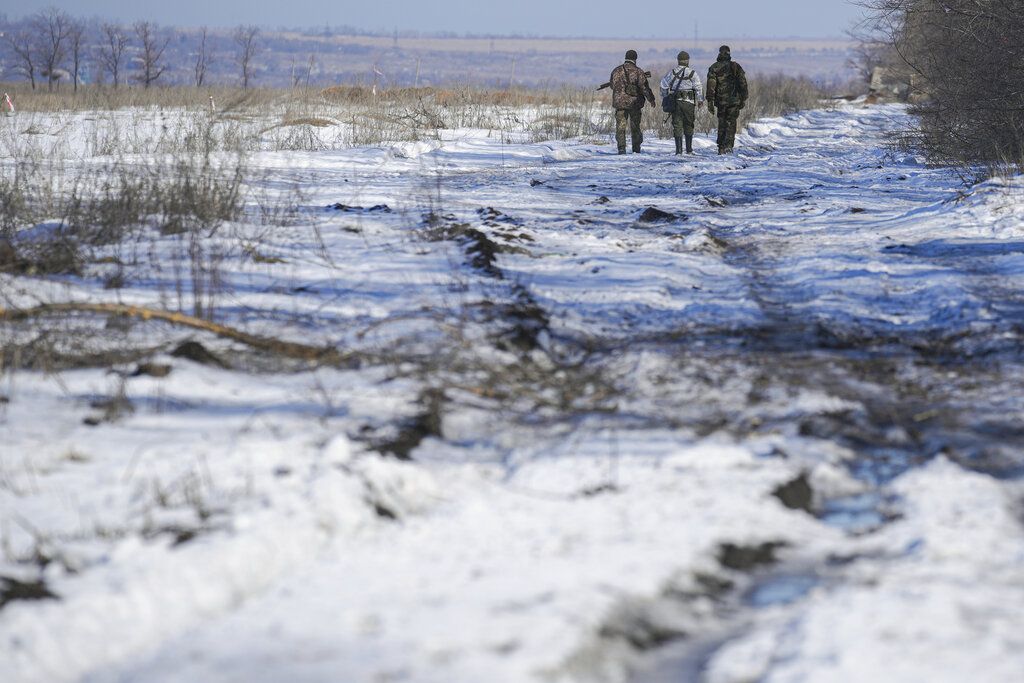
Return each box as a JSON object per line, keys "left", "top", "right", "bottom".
{"left": 2, "top": 93, "right": 1024, "bottom": 683}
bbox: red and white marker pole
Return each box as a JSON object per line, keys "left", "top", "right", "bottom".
{"left": 2, "top": 93, "right": 13, "bottom": 115}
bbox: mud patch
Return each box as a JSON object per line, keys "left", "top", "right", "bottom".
{"left": 132, "top": 362, "right": 173, "bottom": 378}
{"left": 171, "top": 341, "right": 228, "bottom": 368}
{"left": 420, "top": 215, "right": 530, "bottom": 280}
{"left": 0, "top": 576, "right": 58, "bottom": 611}
{"left": 717, "top": 542, "right": 787, "bottom": 571}
{"left": 367, "top": 388, "right": 445, "bottom": 460}
{"left": 330, "top": 203, "right": 392, "bottom": 213}
{"left": 599, "top": 603, "right": 688, "bottom": 650}
{"left": 638, "top": 207, "right": 683, "bottom": 224}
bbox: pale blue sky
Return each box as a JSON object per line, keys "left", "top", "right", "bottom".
{"left": 6, "top": 1, "right": 863, "bottom": 38}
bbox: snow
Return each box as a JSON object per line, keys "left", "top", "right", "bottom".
{"left": 2, "top": 102, "right": 1024, "bottom": 682}
{"left": 705, "top": 459, "right": 1024, "bottom": 683}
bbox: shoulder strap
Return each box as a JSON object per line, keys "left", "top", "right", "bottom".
{"left": 670, "top": 68, "right": 687, "bottom": 93}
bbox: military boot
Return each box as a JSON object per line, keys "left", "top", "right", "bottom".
{"left": 674, "top": 136, "right": 683, "bottom": 155}
{"left": 685, "top": 135, "right": 694, "bottom": 154}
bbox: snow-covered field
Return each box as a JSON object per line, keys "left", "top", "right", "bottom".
{"left": 2, "top": 103, "right": 1024, "bottom": 682}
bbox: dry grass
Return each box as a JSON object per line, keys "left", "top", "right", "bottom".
{"left": 1, "top": 75, "right": 826, "bottom": 152}
{"left": 643, "top": 69, "right": 833, "bottom": 139}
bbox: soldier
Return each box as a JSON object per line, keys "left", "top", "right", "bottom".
{"left": 706, "top": 45, "right": 748, "bottom": 154}
{"left": 610, "top": 50, "right": 656, "bottom": 154}
{"left": 660, "top": 51, "right": 704, "bottom": 155}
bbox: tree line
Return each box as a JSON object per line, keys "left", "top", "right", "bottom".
{"left": 859, "top": 0, "right": 1024, "bottom": 167}
{"left": 2, "top": 9, "right": 262, "bottom": 91}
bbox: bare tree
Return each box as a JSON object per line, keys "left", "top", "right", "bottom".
{"left": 233, "top": 25, "right": 259, "bottom": 90}
{"left": 304, "top": 53, "right": 316, "bottom": 89}
{"left": 289, "top": 54, "right": 316, "bottom": 89}
{"left": 133, "top": 21, "right": 168, "bottom": 89}
{"left": 68, "top": 19, "right": 87, "bottom": 93}
{"left": 34, "top": 8, "right": 72, "bottom": 91}
{"left": 194, "top": 26, "right": 211, "bottom": 87}
{"left": 98, "top": 24, "right": 128, "bottom": 88}
{"left": 5, "top": 29, "right": 38, "bottom": 90}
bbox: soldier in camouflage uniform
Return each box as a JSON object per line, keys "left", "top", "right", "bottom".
{"left": 706, "top": 46, "right": 748, "bottom": 154}
{"left": 660, "top": 51, "right": 704, "bottom": 155}
{"left": 610, "top": 50, "right": 656, "bottom": 154}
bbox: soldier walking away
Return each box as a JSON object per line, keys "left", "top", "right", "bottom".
{"left": 610, "top": 50, "right": 656, "bottom": 154}
{"left": 660, "top": 51, "right": 704, "bottom": 155}
{"left": 706, "top": 46, "right": 748, "bottom": 154}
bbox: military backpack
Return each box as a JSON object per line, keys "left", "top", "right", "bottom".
{"left": 662, "top": 68, "right": 694, "bottom": 113}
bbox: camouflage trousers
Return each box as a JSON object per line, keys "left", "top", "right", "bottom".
{"left": 716, "top": 106, "right": 741, "bottom": 152}
{"left": 671, "top": 102, "right": 696, "bottom": 137}
{"left": 615, "top": 108, "right": 644, "bottom": 152}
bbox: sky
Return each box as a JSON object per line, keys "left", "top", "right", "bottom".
{"left": 6, "top": 1, "right": 864, "bottom": 38}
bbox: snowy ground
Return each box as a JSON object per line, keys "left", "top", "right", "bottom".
{"left": 2, "top": 103, "right": 1024, "bottom": 682}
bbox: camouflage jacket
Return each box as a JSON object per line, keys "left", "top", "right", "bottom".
{"left": 610, "top": 60, "right": 656, "bottom": 111}
{"left": 706, "top": 58, "right": 748, "bottom": 107}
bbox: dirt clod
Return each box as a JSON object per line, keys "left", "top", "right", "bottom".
{"left": 132, "top": 362, "right": 173, "bottom": 378}
{"left": 374, "top": 388, "right": 446, "bottom": 460}
{"left": 638, "top": 207, "right": 678, "bottom": 223}
{"left": 330, "top": 203, "right": 392, "bottom": 213}
{"left": 773, "top": 472, "right": 814, "bottom": 513}
{"left": 0, "top": 577, "right": 58, "bottom": 611}
{"left": 171, "top": 341, "right": 228, "bottom": 368}
{"left": 718, "top": 542, "right": 787, "bottom": 571}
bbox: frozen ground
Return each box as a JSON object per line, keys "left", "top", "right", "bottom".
{"left": 2, "top": 103, "right": 1024, "bottom": 682}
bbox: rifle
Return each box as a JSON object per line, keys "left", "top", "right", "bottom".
{"left": 597, "top": 71, "right": 652, "bottom": 91}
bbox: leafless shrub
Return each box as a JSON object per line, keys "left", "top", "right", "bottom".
{"left": 1, "top": 138, "right": 245, "bottom": 320}
{"left": 859, "top": 0, "right": 1024, "bottom": 169}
